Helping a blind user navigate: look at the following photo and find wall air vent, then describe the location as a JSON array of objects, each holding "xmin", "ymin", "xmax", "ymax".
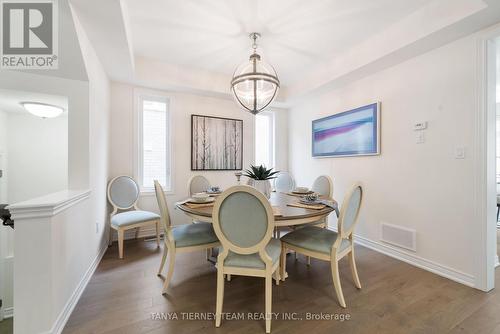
[{"xmin": 380, "ymin": 222, "xmax": 416, "ymax": 252}]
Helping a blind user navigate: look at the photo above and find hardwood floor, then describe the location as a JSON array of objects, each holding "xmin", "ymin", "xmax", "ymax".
[
  {"xmin": 0, "ymin": 318, "xmax": 12, "ymax": 334},
  {"xmin": 63, "ymin": 238, "xmax": 500, "ymax": 334}
]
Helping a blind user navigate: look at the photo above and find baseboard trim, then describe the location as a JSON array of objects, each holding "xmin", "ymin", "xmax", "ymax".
[
  {"xmin": 48, "ymin": 242, "xmax": 107, "ymax": 334},
  {"xmin": 353, "ymin": 234, "xmax": 476, "ymax": 288}
]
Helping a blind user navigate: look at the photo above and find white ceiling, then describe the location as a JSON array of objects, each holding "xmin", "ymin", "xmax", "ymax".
[
  {"xmin": 70, "ymin": 0, "xmax": 500, "ymax": 102},
  {"xmin": 0, "ymin": 89, "xmax": 68, "ymax": 115},
  {"xmin": 125, "ymin": 0, "xmax": 433, "ymax": 85}
]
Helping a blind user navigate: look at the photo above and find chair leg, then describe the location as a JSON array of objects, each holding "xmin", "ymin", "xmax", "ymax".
[
  {"xmin": 265, "ymin": 273, "xmax": 272, "ymax": 333},
  {"xmin": 226, "ymin": 274, "xmax": 231, "ymax": 281},
  {"xmin": 349, "ymin": 249, "xmax": 362, "ymax": 289},
  {"xmin": 307, "ymin": 256, "xmax": 311, "ymax": 266},
  {"xmin": 162, "ymin": 248, "xmax": 176, "ymax": 294},
  {"xmin": 118, "ymin": 229, "xmax": 124, "ymax": 259},
  {"xmin": 157, "ymin": 244, "xmax": 168, "ymax": 276},
  {"xmin": 280, "ymin": 243, "xmax": 287, "ymax": 281},
  {"xmin": 135, "ymin": 227, "xmax": 140, "ymax": 239},
  {"xmin": 206, "ymin": 248, "xmax": 211, "ymax": 261},
  {"xmin": 108, "ymin": 226, "xmax": 114, "ymax": 246},
  {"xmin": 155, "ymin": 222, "xmax": 160, "ymax": 248},
  {"xmin": 215, "ymin": 266, "xmax": 225, "ymax": 328},
  {"xmin": 330, "ymin": 257, "xmax": 346, "ymax": 308}
]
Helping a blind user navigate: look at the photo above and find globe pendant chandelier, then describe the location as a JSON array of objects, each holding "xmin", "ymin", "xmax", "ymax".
[{"xmin": 230, "ymin": 33, "xmax": 280, "ymax": 115}]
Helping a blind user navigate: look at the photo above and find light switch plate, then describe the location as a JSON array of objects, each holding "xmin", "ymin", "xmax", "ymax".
[{"xmin": 414, "ymin": 121, "xmax": 428, "ymax": 131}]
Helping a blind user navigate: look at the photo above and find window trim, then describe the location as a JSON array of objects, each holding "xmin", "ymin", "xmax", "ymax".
[
  {"xmin": 254, "ymin": 110, "xmax": 275, "ymax": 168},
  {"xmin": 134, "ymin": 89, "xmax": 174, "ymax": 195}
]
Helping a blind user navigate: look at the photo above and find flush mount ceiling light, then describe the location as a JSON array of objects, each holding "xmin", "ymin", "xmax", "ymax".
[
  {"xmin": 21, "ymin": 102, "xmax": 64, "ymax": 118},
  {"xmin": 231, "ymin": 33, "xmax": 280, "ymax": 115}
]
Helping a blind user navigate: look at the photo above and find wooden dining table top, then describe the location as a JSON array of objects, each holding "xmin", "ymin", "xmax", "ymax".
[{"xmin": 175, "ymin": 191, "xmax": 337, "ymax": 226}]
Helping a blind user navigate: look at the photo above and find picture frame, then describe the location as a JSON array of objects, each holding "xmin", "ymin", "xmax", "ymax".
[
  {"xmin": 312, "ymin": 102, "xmax": 380, "ymax": 158},
  {"xmin": 191, "ymin": 114, "xmax": 243, "ymax": 170}
]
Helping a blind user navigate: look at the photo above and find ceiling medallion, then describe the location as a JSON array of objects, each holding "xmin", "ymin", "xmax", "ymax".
[{"xmin": 230, "ymin": 33, "xmax": 280, "ymax": 115}]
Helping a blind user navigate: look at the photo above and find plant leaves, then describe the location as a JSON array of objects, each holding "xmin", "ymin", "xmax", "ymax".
[{"xmin": 244, "ymin": 165, "xmax": 280, "ymax": 180}]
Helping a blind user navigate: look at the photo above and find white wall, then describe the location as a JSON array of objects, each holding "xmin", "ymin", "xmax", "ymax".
[
  {"xmin": 6, "ymin": 113, "xmax": 68, "ymax": 204},
  {"xmin": 109, "ymin": 82, "xmax": 288, "ymax": 230},
  {"xmin": 0, "ymin": 109, "xmax": 68, "ymax": 321},
  {"xmin": 289, "ymin": 32, "xmax": 479, "ymax": 283},
  {"xmin": 47, "ymin": 5, "xmax": 111, "ymax": 332},
  {"xmin": 8, "ymin": 1, "xmax": 111, "ymax": 332},
  {"xmin": 0, "ymin": 110, "xmax": 7, "ymax": 203},
  {"xmin": 0, "ymin": 111, "xmax": 13, "ymax": 319}
]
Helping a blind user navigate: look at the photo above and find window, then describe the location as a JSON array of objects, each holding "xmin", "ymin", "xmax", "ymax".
[
  {"xmin": 255, "ymin": 112, "xmax": 275, "ymax": 168},
  {"xmin": 136, "ymin": 94, "xmax": 171, "ymax": 192}
]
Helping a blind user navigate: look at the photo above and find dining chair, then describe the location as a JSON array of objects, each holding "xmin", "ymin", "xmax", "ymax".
[
  {"xmin": 273, "ymin": 172, "xmax": 295, "ymax": 239},
  {"xmin": 107, "ymin": 175, "xmax": 161, "ymax": 259},
  {"xmin": 280, "ymin": 183, "xmax": 363, "ymax": 308},
  {"xmin": 154, "ymin": 181, "xmax": 220, "ymax": 294},
  {"xmin": 188, "ymin": 175, "xmax": 216, "ymax": 259},
  {"xmin": 289, "ymin": 175, "xmax": 334, "ymax": 264},
  {"xmin": 274, "ymin": 171, "xmax": 295, "ymax": 193},
  {"xmin": 188, "ymin": 175, "xmax": 210, "ymax": 195},
  {"xmin": 213, "ymin": 185, "xmax": 281, "ymax": 333},
  {"xmin": 312, "ymin": 175, "xmax": 333, "ymax": 198}
]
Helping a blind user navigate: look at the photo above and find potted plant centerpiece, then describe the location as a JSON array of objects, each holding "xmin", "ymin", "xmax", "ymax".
[{"xmin": 244, "ymin": 165, "xmax": 279, "ymax": 199}]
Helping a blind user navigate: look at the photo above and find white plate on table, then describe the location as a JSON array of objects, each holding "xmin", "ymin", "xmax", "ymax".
[
  {"xmin": 292, "ymin": 190, "xmax": 314, "ymax": 195},
  {"xmin": 186, "ymin": 197, "xmax": 215, "ymax": 204}
]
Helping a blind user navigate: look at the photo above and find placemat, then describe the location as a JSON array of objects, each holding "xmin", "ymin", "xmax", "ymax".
[
  {"xmin": 184, "ymin": 202, "xmax": 215, "ymax": 209},
  {"xmin": 287, "ymin": 202, "xmax": 326, "ymax": 210},
  {"xmin": 283, "ymin": 192, "xmax": 307, "ymax": 197}
]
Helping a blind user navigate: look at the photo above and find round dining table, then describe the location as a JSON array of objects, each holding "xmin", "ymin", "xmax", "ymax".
[{"xmin": 175, "ymin": 191, "xmax": 337, "ymax": 227}]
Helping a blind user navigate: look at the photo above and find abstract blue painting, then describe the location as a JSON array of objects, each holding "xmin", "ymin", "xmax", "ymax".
[{"xmin": 312, "ymin": 103, "xmax": 380, "ymax": 157}]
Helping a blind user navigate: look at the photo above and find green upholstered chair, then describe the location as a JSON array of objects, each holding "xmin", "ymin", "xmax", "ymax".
[
  {"xmin": 154, "ymin": 181, "xmax": 219, "ymax": 294},
  {"xmin": 281, "ymin": 183, "xmax": 363, "ymax": 308},
  {"xmin": 188, "ymin": 175, "xmax": 216, "ymax": 259},
  {"xmin": 212, "ymin": 185, "xmax": 281, "ymax": 333},
  {"xmin": 107, "ymin": 175, "xmax": 161, "ymax": 259},
  {"xmin": 293, "ymin": 175, "xmax": 334, "ymax": 264},
  {"xmin": 188, "ymin": 175, "xmax": 210, "ymax": 195},
  {"xmin": 274, "ymin": 172, "xmax": 295, "ymax": 193},
  {"xmin": 311, "ymin": 175, "xmax": 333, "ymax": 198}
]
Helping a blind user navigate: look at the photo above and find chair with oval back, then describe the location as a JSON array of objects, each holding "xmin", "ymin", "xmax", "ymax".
[
  {"xmin": 295, "ymin": 175, "xmax": 334, "ymax": 265},
  {"xmin": 188, "ymin": 175, "xmax": 210, "ymax": 196},
  {"xmin": 280, "ymin": 183, "xmax": 363, "ymax": 308},
  {"xmin": 312, "ymin": 175, "xmax": 333, "ymax": 198},
  {"xmin": 154, "ymin": 181, "xmax": 220, "ymax": 294},
  {"xmin": 309, "ymin": 175, "xmax": 334, "ymax": 229},
  {"xmin": 107, "ymin": 176, "xmax": 161, "ymax": 259},
  {"xmin": 213, "ymin": 185, "xmax": 282, "ymax": 333},
  {"xmin": 188, "ymin": 175, "xmax": 215, "ymax": 259},
  {"xmin": 274, "ymin": 172, "xmax": 295, "ymax": 193}
]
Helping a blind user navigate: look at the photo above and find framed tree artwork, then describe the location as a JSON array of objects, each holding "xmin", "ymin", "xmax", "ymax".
[{"xmin": 191, "ymin": 115, "xmax": 243, "ymax": 170}]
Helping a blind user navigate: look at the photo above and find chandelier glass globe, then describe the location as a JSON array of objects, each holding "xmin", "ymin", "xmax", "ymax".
[{"xmin": 231, "ymin": 33, "xmax": 280, "ymax": 115}]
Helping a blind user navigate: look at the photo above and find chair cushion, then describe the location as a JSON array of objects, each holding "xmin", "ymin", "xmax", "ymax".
[
  {"xmin": 111, "ymin": 210, "xmax": 160, "ymax": 227},
  {"xmin": 281, "ymin": 226, "xmax": 350, "ymax": 255},
  {"xmin": 222, "ymin": 238, "xmax": 281, "ymax": 269},
  {"xmin": 173, "ymin": 222, "xmax": 219, "ymax": 248}
]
